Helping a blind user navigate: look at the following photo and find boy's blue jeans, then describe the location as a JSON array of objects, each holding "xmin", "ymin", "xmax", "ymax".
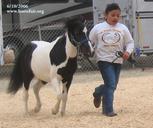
[{"xmin": 95, "ymin": 61, "xmax": 121, "ymax": 113}]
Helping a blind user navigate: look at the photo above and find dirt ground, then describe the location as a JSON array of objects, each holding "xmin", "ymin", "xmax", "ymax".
[{"xmin": 0, "ymin": 68, "xmax": 153, "ymax": 128}]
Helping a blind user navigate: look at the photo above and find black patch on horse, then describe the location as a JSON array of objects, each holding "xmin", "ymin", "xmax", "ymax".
[
  {"xmin": 50, "ymin": 36, "xmax": 67, "ymax": 66},
  {"xmin": 57, "ymin": 57, "xmax": 77, "ymax": 90}
]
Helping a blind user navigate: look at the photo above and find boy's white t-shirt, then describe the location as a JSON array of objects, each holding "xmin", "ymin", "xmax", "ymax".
[{"xmin": 89, "ymin": 21, "xmax": 134, "ymax": 64}]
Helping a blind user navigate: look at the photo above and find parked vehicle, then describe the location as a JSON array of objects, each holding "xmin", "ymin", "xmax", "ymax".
[{"xmin": 1, "ymin": 0, "xmax": 93, "ymax": 59}]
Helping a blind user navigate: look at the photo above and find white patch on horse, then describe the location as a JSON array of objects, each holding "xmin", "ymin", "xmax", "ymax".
[
  {"xmin": 31, "ymin": 41, "xmax": 55, "ymax": 82},
  {"xmin": 83, "ymin": 26, "xmax": 94, "ymax": 54},
  {"xmin": 65, "ymin": 32, "xmax": 77, "ymax": 58},
  {"xmin": 83, "ymin": 26, "xmax": 87, "ymax": 34}
]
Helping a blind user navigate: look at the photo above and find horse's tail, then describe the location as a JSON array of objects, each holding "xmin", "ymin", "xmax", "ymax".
[
  {"xmin": 7, "ymin": 43, "xmax": 37, "ymax": 94},
  {"xmin": 7, "ymin": 51, "xmax": 23, "ymax": 94}
]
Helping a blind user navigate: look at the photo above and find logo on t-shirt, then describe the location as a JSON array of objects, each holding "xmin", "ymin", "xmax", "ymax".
[{"xmin": 102, "ymin": 31, "xmax": 121, "ymax": 45}]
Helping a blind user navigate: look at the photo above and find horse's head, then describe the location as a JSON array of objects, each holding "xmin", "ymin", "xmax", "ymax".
[{"xmin": 65, "ymin": 17, "xmax": 94, "ymax": 57}]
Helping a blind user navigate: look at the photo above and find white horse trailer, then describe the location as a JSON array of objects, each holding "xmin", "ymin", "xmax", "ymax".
[{"xmin": 93, "ymin": 0, "xmax": 153, "ymax": 55}]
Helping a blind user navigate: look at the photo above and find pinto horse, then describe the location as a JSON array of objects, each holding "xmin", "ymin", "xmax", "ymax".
[{"xmin": 7, "ymin": 17, "xmax": 94, "ymax": 116}]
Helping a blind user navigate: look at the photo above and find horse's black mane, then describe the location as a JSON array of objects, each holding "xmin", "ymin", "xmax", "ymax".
[{"xmin": 64, "ymin": 17, "xmax": 84, "ymax": 32}]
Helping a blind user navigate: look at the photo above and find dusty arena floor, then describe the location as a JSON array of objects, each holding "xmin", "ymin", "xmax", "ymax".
[{"xmin": 0, "ymin": 68, "xmax": 153, "ymax": 128}]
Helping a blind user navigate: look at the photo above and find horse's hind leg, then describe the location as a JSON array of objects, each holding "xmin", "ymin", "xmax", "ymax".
[
  {"xmin": 23, "ymin": 87, "xmax": 29, "ymax": 114},
  {"xmin": 23, "ymin": 76, "xmax": 34, "ymax": 114},
  {"xmin": 33, "ymin": 80, "xmax": 43, "ymax": 113},
  {"xmin": 51, "ymin": 78, "xmax": 62, "ymax": 115}
]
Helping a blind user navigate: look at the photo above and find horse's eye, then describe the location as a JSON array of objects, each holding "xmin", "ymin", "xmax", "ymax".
[{"xmin": 76, "ymin": 31, "xmax": 82, "ymax": 35}]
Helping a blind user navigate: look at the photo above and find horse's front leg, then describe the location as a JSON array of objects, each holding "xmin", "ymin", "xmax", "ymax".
[
  {"xmin": 51, "ymin": 78, "xmax": 62, "ymax": 115},
  {"xmin": 60, "ymin": 78, "xmax": 72, "ymax": 116},
  {"xmin": 60, "ymin": 82, "xmax": 68, "ymax": 116}
]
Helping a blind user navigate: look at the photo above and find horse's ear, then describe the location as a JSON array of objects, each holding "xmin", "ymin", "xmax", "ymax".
[
  {"xmin": 78, "ymin": 16, "xmax": 84, "ymax": 23},
  {"xmin": 63, "ymin": 17, "xmax": 71, "ymax": 30}
]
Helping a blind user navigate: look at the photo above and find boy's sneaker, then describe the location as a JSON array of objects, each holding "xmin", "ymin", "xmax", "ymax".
[
  {"xmin": 103, "ymin": 112, "xmax": 117, "ymax": 117},
  {"xmin": 93, "ymin": 93, "xmax": 101, "ymax": 108}
]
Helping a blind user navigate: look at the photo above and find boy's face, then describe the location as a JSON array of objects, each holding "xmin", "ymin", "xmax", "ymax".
[{"xmin": 105, "ymin": 10, "xmax": 121, "ymax": 25}]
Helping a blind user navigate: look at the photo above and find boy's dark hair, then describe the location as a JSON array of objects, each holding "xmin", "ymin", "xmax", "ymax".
[{"xmin": 105, "ymin": 3, "xmax": 121, "ymax": 14}]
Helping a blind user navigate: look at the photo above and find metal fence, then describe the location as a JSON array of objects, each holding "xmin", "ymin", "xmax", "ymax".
[{"xmin": 1, "ymin": 20, "xmax": 153, "ymax": 76}]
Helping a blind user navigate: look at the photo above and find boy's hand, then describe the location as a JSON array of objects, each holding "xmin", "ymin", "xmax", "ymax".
[{"xmin": 122, "ymin": 52, "xmax": 130, "ymax": 60}]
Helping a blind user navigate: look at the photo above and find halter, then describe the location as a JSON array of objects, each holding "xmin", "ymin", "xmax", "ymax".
[
  {"xmin": 66, "ymin": 21, "xmax": 92, "ymax": 57},
  {"xmin": 69, "ymin": 33, "xmax": 80, "ymax": 47},
  {"xmin": 69, "ymin": 31, "xmax": 90, "ymax": 48}
]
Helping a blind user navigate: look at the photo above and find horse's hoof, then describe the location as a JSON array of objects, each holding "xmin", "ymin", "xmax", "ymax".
[
  {"xmin": 33, "ymin": 106, "xmax": 41, "ymax": 113},
  {"xmin": 61, "ymin": 111, "xmax": 65, "ymax": 117},
  {"xmin": 23, "ymin": 112, "xmax": 30, "ymax": 117},
  {"xmin": 32, "ymin": 104, "xmax": 41, "ymax": 113},
  {"xmin": 52, "ymin": 108, "xmax": 58, "ymax": 115},
  {"xmin": 32, "ymin": 108, "xmax": 40, "ymax": 113}
]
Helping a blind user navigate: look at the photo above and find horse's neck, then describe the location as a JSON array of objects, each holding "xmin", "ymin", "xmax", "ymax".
[{"xmin": 65, "ymin": 32, "xmax": 77, "ymax": 58}]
